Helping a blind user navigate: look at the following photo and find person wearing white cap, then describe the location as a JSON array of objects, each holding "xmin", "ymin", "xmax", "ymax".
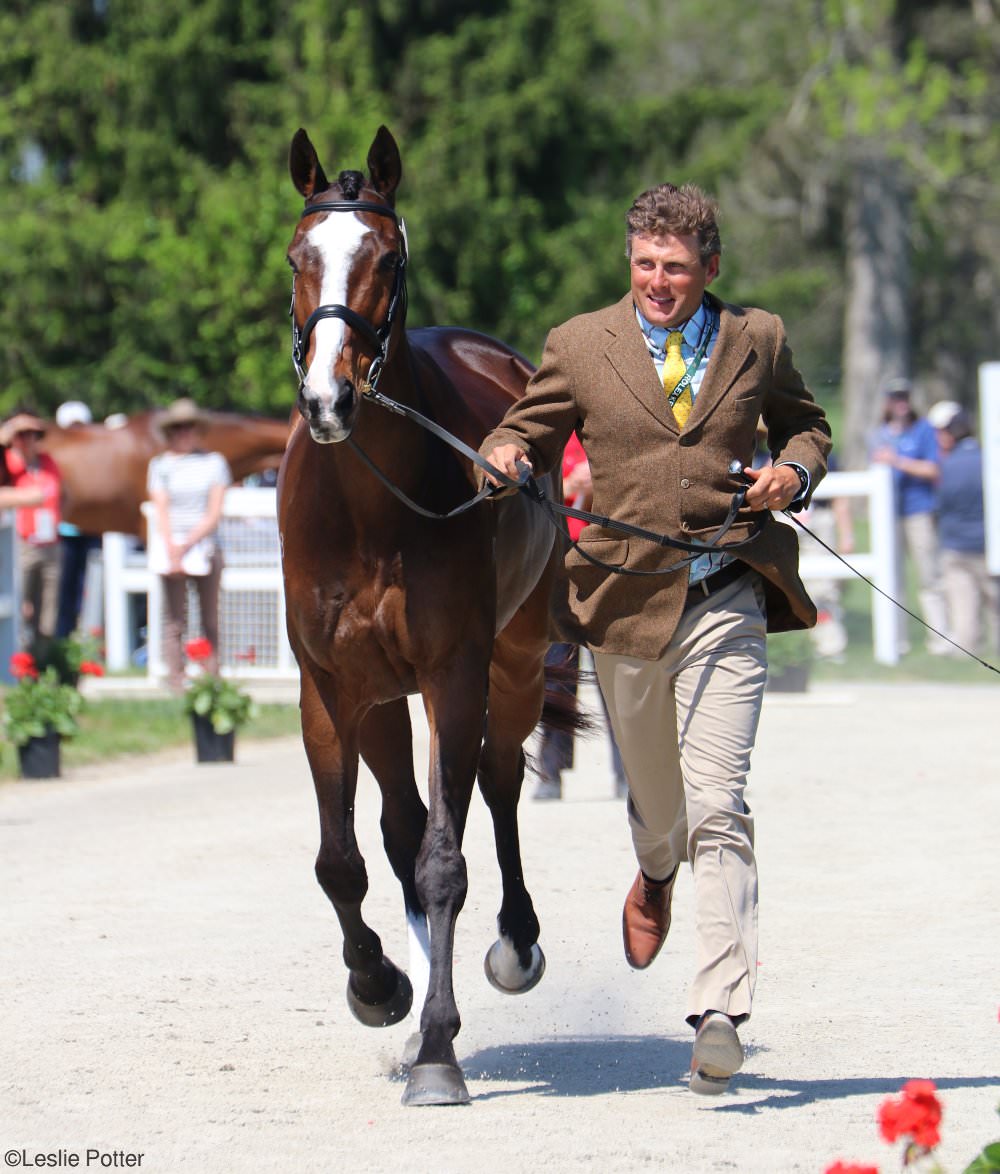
[
  {"xmin": 53, "ymin": 401, "xmax": 101, "ymax": 638},
  {"xmin": 929, "ymin": 405, "xmax": 998, "ymax": 654}
]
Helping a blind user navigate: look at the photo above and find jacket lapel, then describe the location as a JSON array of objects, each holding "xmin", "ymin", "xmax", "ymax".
[
  {"xmin": 604, "ymin": 294, "xmax": 681, "ymax": 433},
  {"xmin": 686, "ymin": 296, "xmax": 753, "ymax": 427}
]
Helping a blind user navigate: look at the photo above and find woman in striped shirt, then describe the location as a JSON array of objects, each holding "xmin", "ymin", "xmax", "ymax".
[{"xmin": 146, "ymin": 399, "xmax": 231, "ymax": 693}]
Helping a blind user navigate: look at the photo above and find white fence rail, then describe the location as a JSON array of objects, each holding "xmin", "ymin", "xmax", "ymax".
[
  {"xmin": 778, "ymin": 463, "xmax": 902, "ymax": 664},
  {"xmin": 100, "ymin": 467, "xmax": 903, "ymax": 680}
]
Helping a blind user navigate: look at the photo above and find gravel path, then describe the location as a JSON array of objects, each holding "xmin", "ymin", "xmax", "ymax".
[{"xmin": 1, "ymin": 683, "xmax": 997, "ymax": 1173}]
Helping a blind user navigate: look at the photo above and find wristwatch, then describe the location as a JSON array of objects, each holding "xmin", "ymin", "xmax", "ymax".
[{"xmin": 777, "ymin": 462, "xmax": 809, "ymax": 511}]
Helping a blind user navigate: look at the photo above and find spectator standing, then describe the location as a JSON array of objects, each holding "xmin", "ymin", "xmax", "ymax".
[
  {"xmin": 533, "ymin": 433, "xmax": 627, "ymax": 801},
  {"xmin": 928, "ymin": 401, "xmax": 999, "ymax": 655},
  {"xmin": 870, "ymin": 380, "xmax": 950, "ymax": 655},
  {"xmin": 146, "ymin": 398, "xmax": 231, "ymax": 693},
  {"xmin": 54, "ymin": 400, "xmax": 102, "ymax": 638},
  {"xmin": 1, "ymin": 411, "xmax": 62, "ymax": 651}
]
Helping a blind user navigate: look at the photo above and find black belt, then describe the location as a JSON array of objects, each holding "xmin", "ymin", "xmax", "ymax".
[{"xmin": 684, "ymin": 560, "xmax": 749, "ymax": 608}]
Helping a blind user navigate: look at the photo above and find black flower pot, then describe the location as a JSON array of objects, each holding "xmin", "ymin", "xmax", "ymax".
[
  {"xmin": 191, "ymin": 713, "xmax": 235, "ymax": 764},
  {"xmin": 766, "ymin": 664, "xmax": 811, "ymax": 693},
  {"xmin": 18, "ymin": 728, "xmax": 62, "ymax": 779}
]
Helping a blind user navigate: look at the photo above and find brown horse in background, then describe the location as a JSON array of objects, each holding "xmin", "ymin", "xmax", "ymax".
[
  {"xmin": 279, "ymin": 125, "xmax": 578, "ymax": 1106},
  {"xmin": 8, "ymin": 411, "xmax": 291, "ymax": 536}
]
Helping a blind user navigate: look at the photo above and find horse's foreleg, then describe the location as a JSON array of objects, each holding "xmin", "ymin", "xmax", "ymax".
[
  {"xmin": 401, "ymin": 659, "xmax": 488, "ymax": 1107},
  {"xmin": 477, "ymin": 628, "xmax": 548, "ymax": 995},
  {"xmin": 300, "ymin": 665, "xmax": 412, "ymax": 1028},
  {"xmin": 359, "ymin": 699, "xmax": 431, "ymax": 1022}
]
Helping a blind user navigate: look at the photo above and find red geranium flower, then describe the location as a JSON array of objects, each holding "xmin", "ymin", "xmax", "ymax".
[
  {"xmin": 9, "ymin": 651, "xmax": 38, "ymax": 680},
  {"xmin": 78, "ymin": 661, "xmax": 105, "ymax": 677},
  {"xmin": 824, "ymin": 1162, "xmax": 879, "ymax": 1174},
  {"xmin": 877, "ymin": 1080, "xmax": 942, "ymax": 1149},
  {"xmin": 184, "ymin": 638, "xmax": 214, "ymax": 664}
]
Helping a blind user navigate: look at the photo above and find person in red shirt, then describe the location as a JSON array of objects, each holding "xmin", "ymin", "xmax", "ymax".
[
  {"xmin": 1, "ymin": 411, "xmax": 63, "ymax": 650},
  {"xmin": 534, "ymin": 434, "xmax": 627, "ymax": 800}
]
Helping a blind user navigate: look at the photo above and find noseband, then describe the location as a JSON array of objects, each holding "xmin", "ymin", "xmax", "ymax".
[{"xmin": 290, "ymin": 199, "xmax": 408, "ymax": 391}]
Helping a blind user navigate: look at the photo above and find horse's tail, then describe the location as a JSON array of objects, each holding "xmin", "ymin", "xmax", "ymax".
[{"xmin": 538, "ymin": 645, "xmax": 597, "ymax": 740}]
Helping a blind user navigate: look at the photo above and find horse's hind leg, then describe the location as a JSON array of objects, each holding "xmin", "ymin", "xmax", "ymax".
[
  {"xmin": 300, "ymin": 664, "xmax": 412, "ymax": 1028},
  {"xmin": 477, "ymin": 624, "xmax": 547, "ymax": 996},
  {"xmin": 358, "ymin": 699, "xmax": 430, "ymax": 1036}
]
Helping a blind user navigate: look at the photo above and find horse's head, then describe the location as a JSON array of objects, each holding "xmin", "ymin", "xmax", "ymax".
[{"xmin": 287, "ymin": 126, "xmax": 406, "ymax": 444}]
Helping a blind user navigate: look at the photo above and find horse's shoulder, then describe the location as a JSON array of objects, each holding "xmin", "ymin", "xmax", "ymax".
[
  {"xmin": 410, "ymin": 327, "xmax": 535, "ymax": 385},
  {"xmin": 407, "ymin": 327, "xmax": 535, "ymax": 444}
]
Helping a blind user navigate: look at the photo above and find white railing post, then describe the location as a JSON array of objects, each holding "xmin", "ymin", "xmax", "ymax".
[
  {"xmin": 102, "ymin": 532, "xmax": 131, "ymax": 672},
  {"xmin": 980, "ymin": 362, "xmax": 1000, "ymax": 577},
  {"xmin": 867, "ymin": 462, "xmax": 902, "ymax": 665}
]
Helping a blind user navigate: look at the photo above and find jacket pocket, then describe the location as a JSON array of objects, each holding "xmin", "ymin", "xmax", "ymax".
[{"xmin": 566, "ymin": 535, "xmax": 629, "ymax": 570}]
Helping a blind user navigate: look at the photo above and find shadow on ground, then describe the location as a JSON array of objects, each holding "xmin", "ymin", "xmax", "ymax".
[{"xmin": 437, "ymin": 1036, "xmax": 998, "ymax": 1106}]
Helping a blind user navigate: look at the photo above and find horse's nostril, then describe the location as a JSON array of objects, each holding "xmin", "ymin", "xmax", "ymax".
[{"xmin": 335, "ymin": 380, "xmax": 356, "ymax": 415}]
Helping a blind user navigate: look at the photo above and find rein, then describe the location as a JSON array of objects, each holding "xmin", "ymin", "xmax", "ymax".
[{"xmin": 360, "ymin": 387, "xmax": 763, "ymax": 571}]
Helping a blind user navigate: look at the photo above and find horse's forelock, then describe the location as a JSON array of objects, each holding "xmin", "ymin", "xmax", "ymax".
[{"xmin": 337, "ymin": 170, "xmax": 365, "ymax": 201}]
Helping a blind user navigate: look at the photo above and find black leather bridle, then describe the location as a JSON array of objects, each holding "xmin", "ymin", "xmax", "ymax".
[{"xmin": 289, "ymin": 199, "xmax": 408, "ymax": 392}]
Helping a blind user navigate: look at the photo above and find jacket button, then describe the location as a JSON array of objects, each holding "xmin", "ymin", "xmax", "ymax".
[{"xmin": 680, "ymin": 478, "xmax": 691, "ymax": 489}]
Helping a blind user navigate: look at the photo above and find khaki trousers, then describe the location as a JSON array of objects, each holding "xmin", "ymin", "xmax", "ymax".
[
  {"xmin": 161, "ymin": 549, "xmax": 224, "ymax": 687},
  {"xmin": 594, "ymin": 574, "xmax": 767, "ymax": 1027},
  {"xmin": 941, "ymin": 549, "xmax": 999, "ymax": 653},
  {"xmin": 900, "ymin": 512, "xmax": 950, "ymax": 654},
  {"xmin": 18, "ymin": 538, "xmax": 62, "ymax": 646}
]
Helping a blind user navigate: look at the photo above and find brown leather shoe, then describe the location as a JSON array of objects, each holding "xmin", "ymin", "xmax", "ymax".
[{"xmin": 622, "ymin": 868, "xmax": 676, "ymax": 969}]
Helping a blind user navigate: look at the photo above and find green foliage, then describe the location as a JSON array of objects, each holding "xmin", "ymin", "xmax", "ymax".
[
  {"xmin": 766, "ymin": 628, "xmax": 814, "ymax": 672},
  {"xmin": 964, "ymin": 1137, "xmax": 1000, "ymax": 1174},
  {"xmin": 0, "ymin": 0, "xmax": 996, "ymax": 418},
  {"xmin": 183, "ymin": 673, "xmax": 256, "ymax": 735},
  {"xmin": 1, "ymin": 668, "xmax": 83, "ymax": 746}
]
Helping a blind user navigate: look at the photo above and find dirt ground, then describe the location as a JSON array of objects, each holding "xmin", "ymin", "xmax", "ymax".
[{"xmin": 1, "ymin": 682, "xmax": 997, "ymax": 1174}]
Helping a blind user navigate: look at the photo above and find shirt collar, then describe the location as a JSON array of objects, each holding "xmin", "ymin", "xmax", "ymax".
[{"xmin": 635, "ymin": 300, "xmax": 708, "ymax": 356}]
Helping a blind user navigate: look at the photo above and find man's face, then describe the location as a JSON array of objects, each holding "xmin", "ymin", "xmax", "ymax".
[{"xmin": 629, "ymin": 232, "xmax": 719, "ymax": 329}]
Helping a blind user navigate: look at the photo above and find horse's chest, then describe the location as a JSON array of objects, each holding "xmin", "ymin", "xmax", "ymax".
[{"xmin": 289, "ymin": 577, "xmax": 420, "ymax": 694}]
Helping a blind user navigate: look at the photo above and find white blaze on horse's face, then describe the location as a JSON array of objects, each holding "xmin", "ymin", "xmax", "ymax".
[{"xmin": 300, "ymin": 211, "xmax": 369, "ymax": 443}]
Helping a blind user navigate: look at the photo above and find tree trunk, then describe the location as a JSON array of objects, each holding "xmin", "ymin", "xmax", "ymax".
[{"xmin": 841, "ymin": 151, "xmax": 911, "ymax": 468}]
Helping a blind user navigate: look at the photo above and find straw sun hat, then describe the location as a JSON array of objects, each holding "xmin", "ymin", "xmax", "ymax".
[{"xmin": 157, "ymin": 398, "xmax": 209, "ymax": 432}]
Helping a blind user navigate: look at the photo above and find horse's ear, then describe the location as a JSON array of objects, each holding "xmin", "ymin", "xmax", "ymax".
[
  {"xmin": 367, "ymin": 126, "xmax": 401, "ymax": 204},
  {"xmin": 289, "ymin": 128, "xmax": 329, "ymax": 200}
]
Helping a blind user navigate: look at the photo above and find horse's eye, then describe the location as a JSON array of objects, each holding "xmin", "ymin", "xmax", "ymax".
[
  {"xmin": 380, "ymin": 253, "xmax": 400, "ymax": 274},
  {"xmin": 286, "ymin": 257, "xmax": 298, "ymax": 274}
]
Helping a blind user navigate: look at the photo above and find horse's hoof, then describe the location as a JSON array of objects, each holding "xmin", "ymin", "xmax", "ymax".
[
  {"xmin": 401, "ymin": 1031, "xmax": 422, "ymax": 1070},
  {"xmin": 484, "ymin": 938, "xmax": 546, "ymax": 995},
  {"xmin": 401, "ymin": 1062, "xmax": 471, "ymax": 1107},
  {"xmin": 346, "ymin": 965, "xmax": 413, "ymax": 1028}
]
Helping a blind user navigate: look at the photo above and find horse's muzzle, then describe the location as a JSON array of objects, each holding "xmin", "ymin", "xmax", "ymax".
[{"xmin": 298, "ymin": 380, "xmax": 355, "ymax": 444}]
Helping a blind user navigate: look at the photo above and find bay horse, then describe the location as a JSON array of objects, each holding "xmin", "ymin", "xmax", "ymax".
[
  {"xmin": 3, "ymin": 410, "xmax": 290, "ymax": 537},
  {"xmin": 279, "ymin": 126, "xmax": 576, "ymax": 1106}
]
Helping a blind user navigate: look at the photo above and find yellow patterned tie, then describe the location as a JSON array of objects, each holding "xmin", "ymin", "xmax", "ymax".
[{"xmin": 663, "ymin": 330, "xmax": 692, "ymax": 425}]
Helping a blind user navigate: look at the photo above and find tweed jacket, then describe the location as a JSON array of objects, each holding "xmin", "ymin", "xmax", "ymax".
[{"xmin": 480, "ymin": 292, "xmax": 832, "ymax": 660}]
